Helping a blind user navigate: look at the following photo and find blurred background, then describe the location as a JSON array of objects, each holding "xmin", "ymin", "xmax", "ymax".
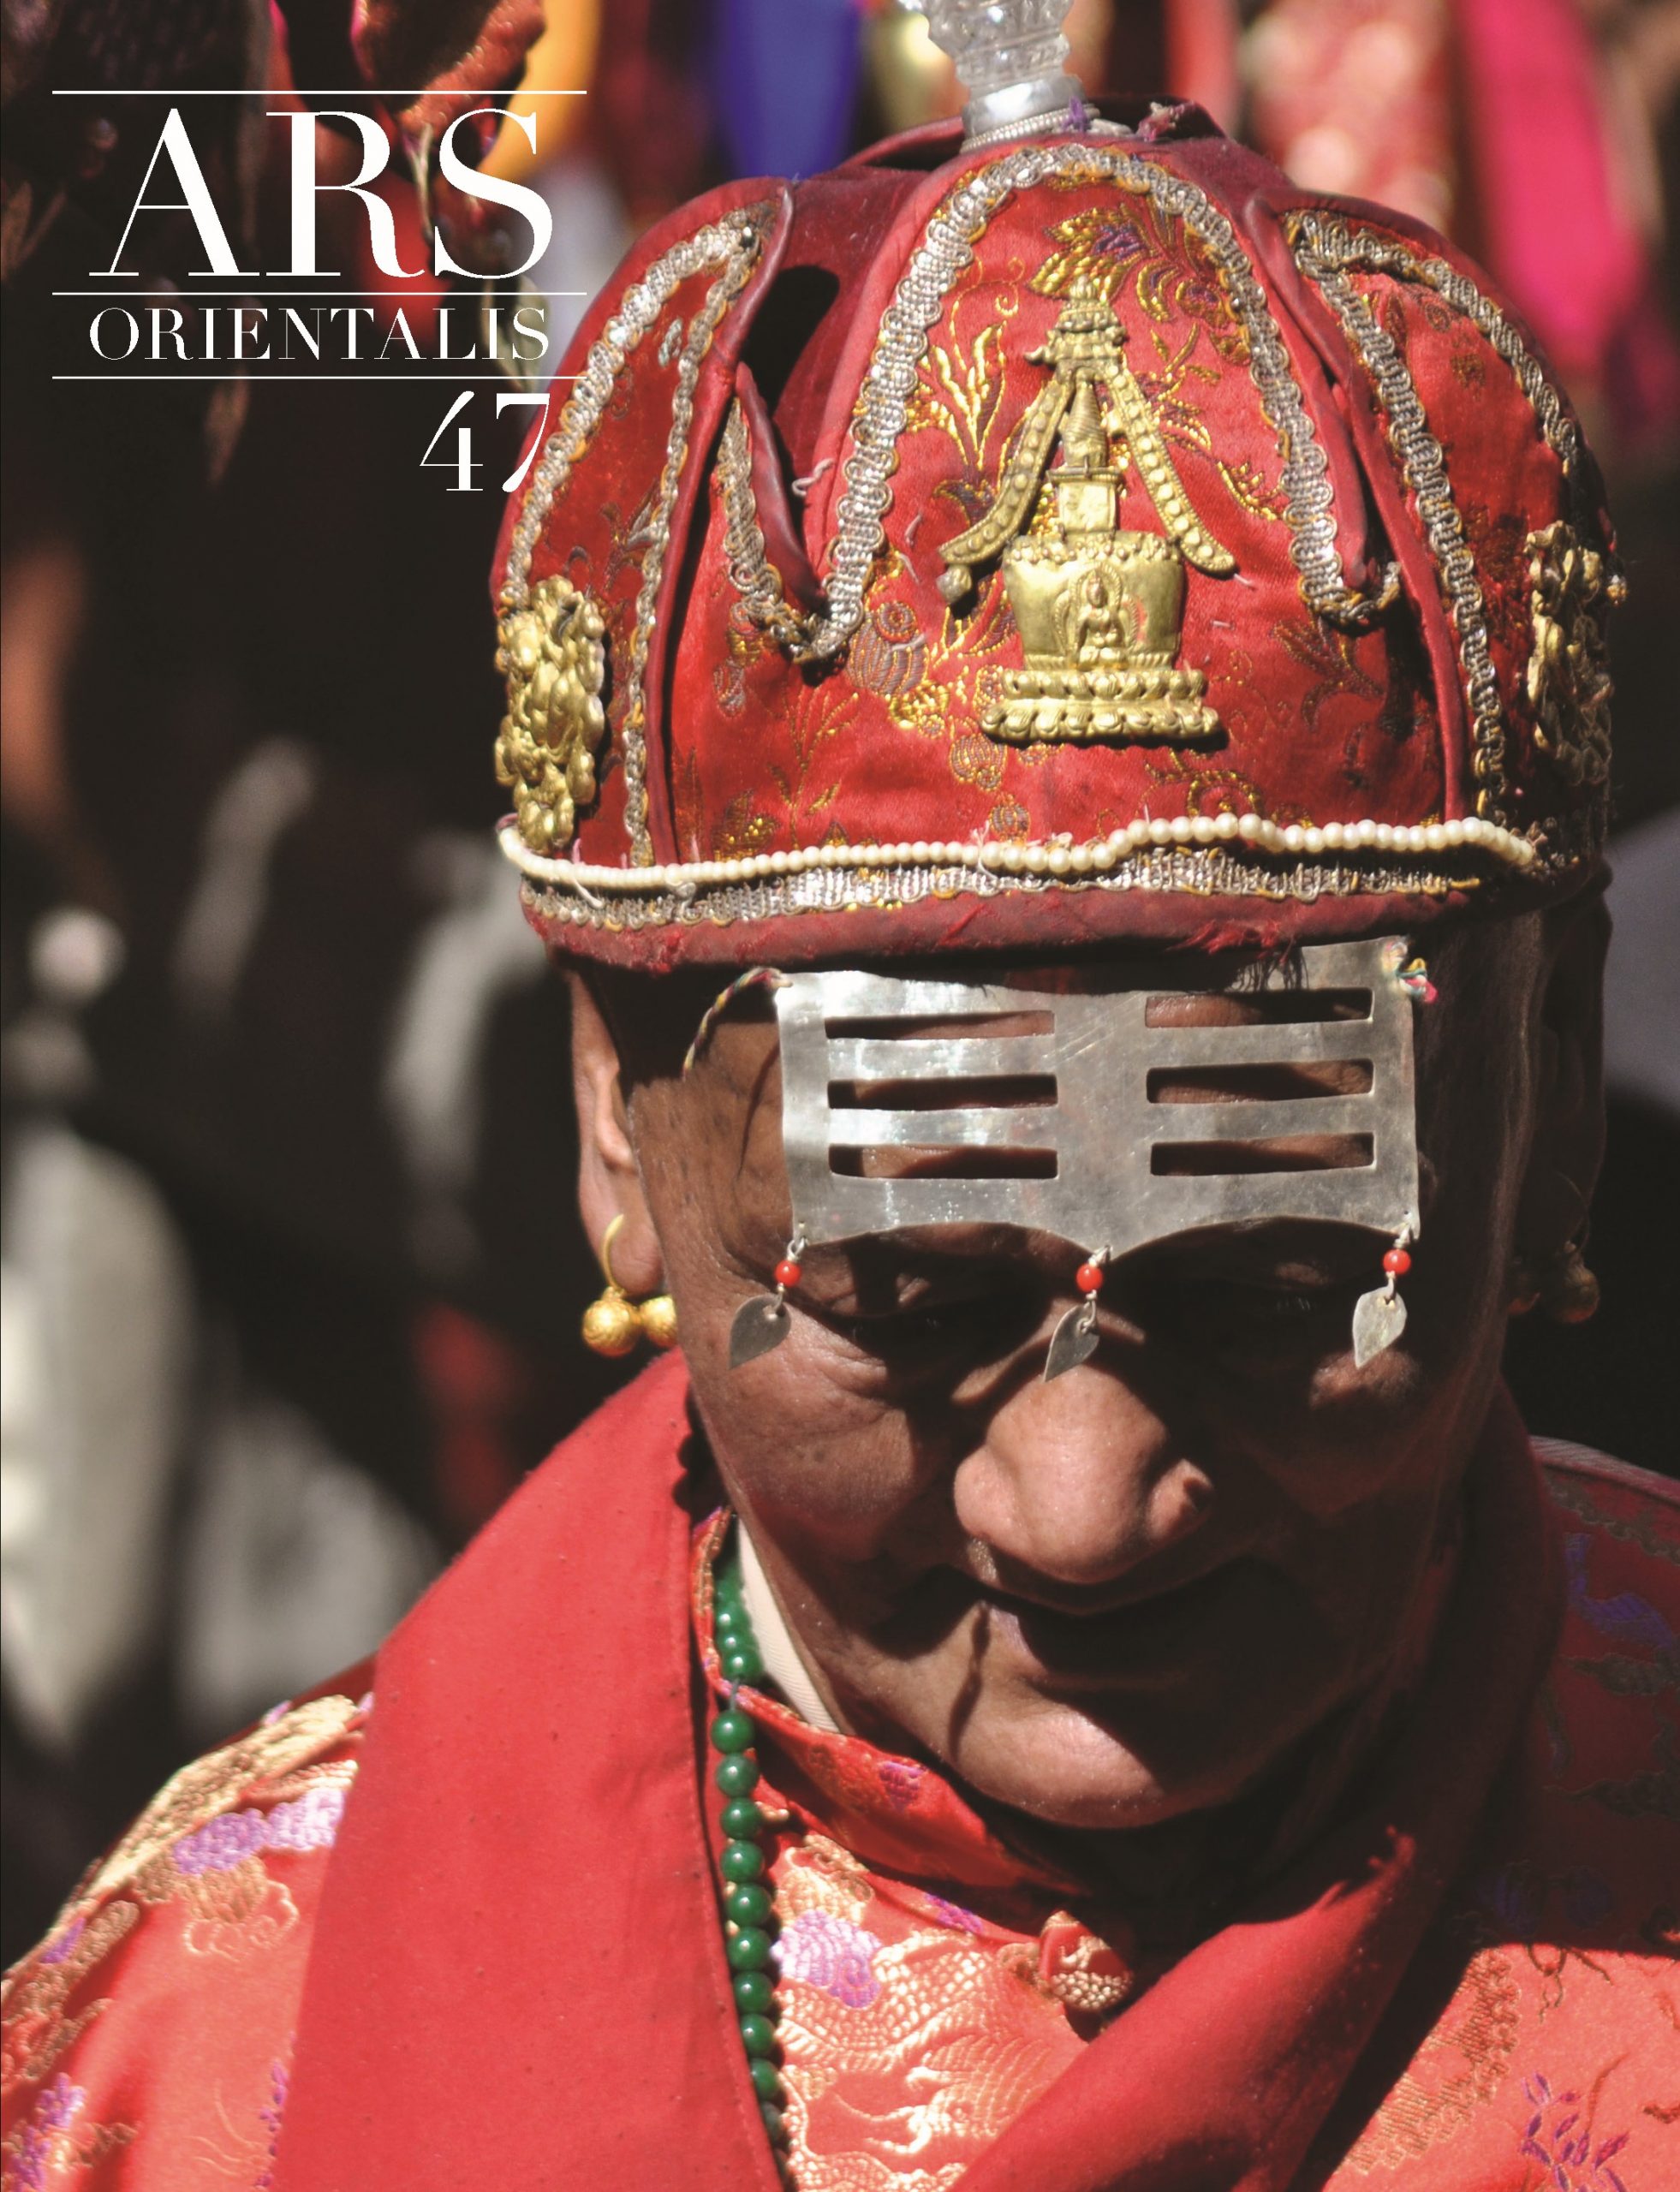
[{"xmin": 3, "ymin": 0, "xmax": 1677, "ymax": 1963}]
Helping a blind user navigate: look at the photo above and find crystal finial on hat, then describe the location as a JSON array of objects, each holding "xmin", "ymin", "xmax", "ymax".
[{"xmin": 922, "ymin": 0, "xmax": 1085, "ymax": 146}]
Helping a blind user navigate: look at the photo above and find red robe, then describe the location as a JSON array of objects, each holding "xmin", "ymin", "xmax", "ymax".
[{"xmin": 3, "ymin": 1354, "xmax": 1676, "ymax": 2190}]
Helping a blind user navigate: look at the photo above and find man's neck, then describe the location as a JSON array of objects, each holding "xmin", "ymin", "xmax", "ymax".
[{"xmin": 736, "ymin": 1521, "xmax": 842, "ymax": 1733}]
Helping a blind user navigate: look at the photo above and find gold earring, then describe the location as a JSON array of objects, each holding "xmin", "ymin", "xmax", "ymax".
[
  {"xmin": 1508, "ymin": 1236, "xmax": 1600, "ymax": 1324},
  {"xmin": 581, "ymin": 1215, "xmax": 679, "ymax": 1356},
  {"xmin": 639, "ymin": 1290, "xmax": 680, "ymax": 1349}
]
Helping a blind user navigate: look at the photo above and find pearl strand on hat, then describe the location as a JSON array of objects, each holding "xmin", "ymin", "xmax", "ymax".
[{"xmin": 498, "ymin": 809, "xmax": 1535, "ymax": 895}]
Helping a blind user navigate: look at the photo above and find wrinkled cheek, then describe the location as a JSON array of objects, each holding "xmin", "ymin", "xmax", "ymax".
[
  {"xmin": 687, "ymin": 1347, "xmax": 938, "ymax": 1559},
  {"xmin": 1256, "ymin": 1305, "xmax": 1470, "ymax": 1522},
  {"xmin": 1241, "ymin": 1447, "xmax": 1449, "ymax": 1695},
  {"xmin": 1193, "ymin": 1430, "xmax": 1426, "ymax": 1593}
]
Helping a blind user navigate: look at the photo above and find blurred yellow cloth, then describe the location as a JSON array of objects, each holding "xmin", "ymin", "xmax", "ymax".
[{"xmin": 486, "ymin": 0, "xmax": 599, "ymax": 178}]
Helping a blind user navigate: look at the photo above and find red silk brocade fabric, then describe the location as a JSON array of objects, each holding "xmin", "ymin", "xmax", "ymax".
[{"xmin": 3, "ymin": 1355, "xmax": 1677, "ymax": 2189}]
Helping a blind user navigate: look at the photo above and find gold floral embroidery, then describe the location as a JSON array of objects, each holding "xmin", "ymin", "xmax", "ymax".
[
  {"xmin": 1272, "ymin": 616, "xmax": 1380, "ymax": 710},
  {"xmin": 1033, "ymin": 195, "xmax": 1249, "ymax": 364},
  {"xmin": 1, "ymin": 1904, "xmax": 140, "ymax": 2090},
  {"xmin": 849, "ymin": 600, "xmax": 928, "ymax": 705},
  {"xmin": 777, "ymin": 1928, "xmax": 1077, "ymax": 2192},
  {"xmin": 908, "ymin": 324, "xmax": 1006, "ymax": 475},
  {"xmin": 1569, "ymin": 1722, "xmax": 1680, "ymax": 1825},
  {"xmin": 69, "ymin": 1695, "xmax": 360, "ymax": 1916},
  {"xmin": 711, "ymin": 792, "xmax": 778, "ymax": 861},
  {"xmin": 194, "ymin": 2057, "xmax": 291, "ymax": 2185},
  {"xmin": 904, "ymin": 292, "xmax": 1019, "ymax": 554},
  {"xmin": 260, "ymin": 1756, "xmax": 358, "ymax": 1807},
  {"xmin": 0, "ymin": 2074, "xmax": 135, "ymax": 2181},
  {"xmin": 688, "ymin": 525, "xmax": 860, "ymax": 849},
  {"xmin": 769, "ymin": 1834, "xmax": 1082, "ymax": 2191},
  {"xmin": 1543, "ymin": 1474, "xmax": 1680, "ymax": 1565},
  {"xmin": 2, "ymin": 1695, "xmax": 362, "ymax": 2130},
  {"xmin": 1215, "ymin": 456, "xmax": 1288, "ymax": 521},
  {"xmin": 1035, "ymin": 1915, "xmax": 1134, "ymax": 2017},
  {"xmin": 887, "ymin": 684, "xmax": 950, "ymax": 742},
  {"xmin": 177, "ymin": 1862, "xmax": 301, "ymax": 1963},
  {"xmin": 780, "ymin": 1833, "xmax": 875, "ymax": 1922},
  {"xmin": 1139, "ymin": 746, "xmax": 1296, "ymax": 829},
  {"xmin": 1341, "ymin": 1949, "xmax": 1521, "ymax": 2173},
  {"xmin": 949, "ymin": 730, "xmax": 1007, "ymax": 795}
]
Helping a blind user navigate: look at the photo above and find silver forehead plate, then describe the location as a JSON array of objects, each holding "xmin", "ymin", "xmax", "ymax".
[{"xmin": 774, "ymin": 938, "xmax": 1421, "ymax": 1261}]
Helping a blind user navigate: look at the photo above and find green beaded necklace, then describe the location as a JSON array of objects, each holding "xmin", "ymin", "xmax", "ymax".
[{"xmin": 709, "ymin": 1544, "xmax": 795, "ymax": 2179}]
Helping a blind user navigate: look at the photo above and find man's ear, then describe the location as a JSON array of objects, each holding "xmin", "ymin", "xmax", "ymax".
[
  {"xmin": 568, "ymin": 970, "xmax": 666, "ymax": 1296},
  {"xmin": 1513, "ymin": 893, "xmax": 1610, "ymax": 1254}
]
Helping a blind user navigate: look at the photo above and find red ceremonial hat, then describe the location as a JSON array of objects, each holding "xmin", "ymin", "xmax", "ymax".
[{"xmin": 490, "ymin": 22, "xmax": 1618, "ymax": 973}]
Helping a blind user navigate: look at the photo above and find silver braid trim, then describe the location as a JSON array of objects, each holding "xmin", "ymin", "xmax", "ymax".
[
  {"xmin": 520, "ymin": 846, "xmax": 1506, "ymax": 938},
  {"xmin": 1293, "ymin": 214, "xmax": 1510, "ymax": 826},
  {"xmin": 717, "ymin": 402, "xmax": 811, "ymax": 649},
  {"xmin": 1288, "ymin": 215, "xmax": 1581, "ymax": 476}
]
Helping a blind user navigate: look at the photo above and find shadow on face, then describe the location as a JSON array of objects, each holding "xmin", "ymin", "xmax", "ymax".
[{"xmin": 569, "ymin": 901, "xmax": 1605, "ymax": 1838}]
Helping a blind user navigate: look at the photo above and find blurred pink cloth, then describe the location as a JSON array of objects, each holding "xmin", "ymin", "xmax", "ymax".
[
  {"xmin": 1456, "ymin": 0, "xmax": 1680, "ymax": 444},
  {"xmin": 1171, "ymin": 0, "xmax": 1680, "ymax": 447}
]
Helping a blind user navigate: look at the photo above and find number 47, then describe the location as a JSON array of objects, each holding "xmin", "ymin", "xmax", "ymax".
[{"xmin": 421, "ymin": 391, "xmax": 551, "ymax": 492}]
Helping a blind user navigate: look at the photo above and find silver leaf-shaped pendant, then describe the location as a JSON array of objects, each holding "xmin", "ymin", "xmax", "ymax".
[
  {"xmin": 1044, "ymin": 1303, "xmax": 1099, "ymax": 1383},
  {"xmin": 1351, "ymin": 1286, "xmax": 1407, "ymax": 1369},
  {"xmin": 730, "ymin": 1295, "xmax": 791, "ymax": 1369}
]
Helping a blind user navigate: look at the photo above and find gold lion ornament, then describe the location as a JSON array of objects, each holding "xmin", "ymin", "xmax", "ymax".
[
  {"xmin": 1525, "ymin": 521, "xmax": 1624, "ymax": 790},
  {"xmin": 495, "ymin": 575, "xmax": 609, "ymax": 852}
]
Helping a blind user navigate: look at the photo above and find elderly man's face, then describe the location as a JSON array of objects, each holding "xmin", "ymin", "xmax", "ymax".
[{"xmin": 573, "ymin": 909, "xmax": 1601, "ymax": 1834}]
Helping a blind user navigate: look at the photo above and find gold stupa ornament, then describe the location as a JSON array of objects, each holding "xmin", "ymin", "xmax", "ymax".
[{"xmin": 939, "ymin": 285, "xmax": 1235, "ymax": 745}]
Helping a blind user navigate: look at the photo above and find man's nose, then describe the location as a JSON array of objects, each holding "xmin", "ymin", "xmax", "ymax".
[{"xmin": 952, "ymin": 1360, "xmax": 1214, "ymax": 1589}]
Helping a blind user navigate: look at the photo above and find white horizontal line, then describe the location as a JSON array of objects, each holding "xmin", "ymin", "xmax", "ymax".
[
  {"xmin": 51, "ymin": 373, "xmax": 580, "ymax": 382},
  {"xmin": 51, "ymin": 87, "xmax": 586, "ymax": 96},
  {"xmin": 55, "ymin": 289, "xmax": 586, "ymax": 297}
]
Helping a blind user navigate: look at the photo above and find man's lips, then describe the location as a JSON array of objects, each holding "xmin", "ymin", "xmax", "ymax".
[{"xmin": 963, "ymin": 1561, "xmax": 1260, "ymax": 1687}]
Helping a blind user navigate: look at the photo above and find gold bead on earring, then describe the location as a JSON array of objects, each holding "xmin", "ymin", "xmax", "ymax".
[
  {"xmin": 1509, "ymin": 1236, "xmax": 1600, "ymax": 1325},
  {"xmin": 581, "ymin": 1287, "xmax": 642, "ymax": 1357},
  {"xmin": 581, "ymin": 1215, "xmax": 680, "ymax": 1356},
  {"xmin": 639, "ymin": 1291, "xmax": 680, "ymax": 1349}
]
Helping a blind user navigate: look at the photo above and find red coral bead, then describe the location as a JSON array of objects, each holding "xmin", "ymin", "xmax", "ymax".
[
  {"xmin": 1075, "ymin": 1260, "xmax": 1105, "ymax": 1296},
  {"xmin": 774, "ymin": 1259, "xmax": 802, "ymax": 1290},
  {"xmin": 1382, "ymin": 1248, "xmax": 1412, "ymax": 1276}
]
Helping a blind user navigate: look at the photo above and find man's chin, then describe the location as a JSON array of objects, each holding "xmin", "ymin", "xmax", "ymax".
[{"xmin": 942, "ymin": 1698, "xmax": 1294, "ymax": 1834}]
